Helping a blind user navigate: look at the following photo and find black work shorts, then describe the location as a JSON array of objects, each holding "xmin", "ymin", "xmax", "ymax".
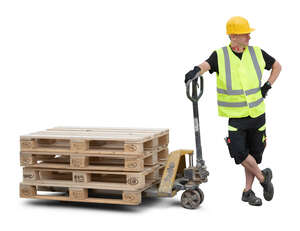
[{"xmin": 225, "ymin": 113, "xmax": 267, "ymax": 165}]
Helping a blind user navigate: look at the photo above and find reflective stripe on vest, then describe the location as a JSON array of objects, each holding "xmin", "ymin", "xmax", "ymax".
[
  {"xmin": 248, "ymin": 46, "xmax": 262, "ymax": 86},
  {"xmin": 217, "ymin": 87, "xmax": 260, "ymax": 96},
  {"xmin": 218, "ymin": 97, "xmax": 263, "ymax": 108},
  {"xmin": 217, "ymin": 46, "xmax": 264, "ymax": 109}
]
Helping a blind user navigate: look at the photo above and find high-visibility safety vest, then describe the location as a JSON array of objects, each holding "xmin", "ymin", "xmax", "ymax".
[{"xmin": 216, "ymin": 45, "xmax": 266, "ymax": 118}]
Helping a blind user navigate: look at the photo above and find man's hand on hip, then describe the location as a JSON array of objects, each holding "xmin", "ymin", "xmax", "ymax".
[{"xmin": 261, "ymin": 81, "xmax": 272, "ymax": 98}]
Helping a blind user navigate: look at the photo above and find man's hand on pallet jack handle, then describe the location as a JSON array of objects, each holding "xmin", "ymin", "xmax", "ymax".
[{"xmin": 185, "ymin": 66, "xmax": 201, "ymax": 84}]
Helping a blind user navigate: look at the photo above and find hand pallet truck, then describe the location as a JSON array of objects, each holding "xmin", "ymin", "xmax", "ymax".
[{"xmin": 145, "ymin": 74, "xmax": 209, "ymax": 209}]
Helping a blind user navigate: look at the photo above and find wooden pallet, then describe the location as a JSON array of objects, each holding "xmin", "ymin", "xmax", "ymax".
[
  {"xmin": 22, "ymin": 165, "xmax": 164, "ymax": 191},
  {"xmin": 20, "ymin": 147, "xmax": 168, "ymax": 171},
  {"xmin": 20, "ymin": 182, "xmax": 160, "ymax": 205},
  {"xmin": 20, "ymin": 128, "xmax": 169, "ymax": 155},
  {"xmin": 19, "ymin": 127, "xmax": 169, "ymax": 206}
]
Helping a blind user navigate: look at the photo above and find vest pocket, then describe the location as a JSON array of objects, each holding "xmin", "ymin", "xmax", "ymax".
[
  {"xmin": 258, "ymin": 124, "xmax": 266, "ymax": 131},
  {"xmin": 257, "ymin": 124, "xmax": 267, "ymax": 145},
  {"xmin": 224, "ymin": 137, "xmax": 234, "ymax": 158},
  {"xmin": 228, "ymin": 125, "xmax": 238, "ymax": 131}
]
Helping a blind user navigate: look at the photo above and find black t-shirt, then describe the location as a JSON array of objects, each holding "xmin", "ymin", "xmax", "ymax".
[{"xmin": 206, "ymin": 47, "xmax": 275, "ymax": 75}]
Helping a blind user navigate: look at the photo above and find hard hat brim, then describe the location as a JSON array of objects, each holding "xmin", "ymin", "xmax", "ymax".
[
  {"xmin": 227, "ymin": 28, "xmax": 255, "ymax": 35},
  {"xmin": 245, "ymin": 28, "xmax": 255, "ymax": 33}
]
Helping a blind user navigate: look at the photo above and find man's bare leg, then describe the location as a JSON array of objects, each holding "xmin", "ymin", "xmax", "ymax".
[
  {"xmin": 244, "ymin": 167, "xmax": 255, "ymax": 192},
  {"xmin": 241, "ymin": 154, "xmax": 264, "ymax": 206},
  {"xmin": 241, "ymin": 154, "xmax": 264, "ymax": 183}
]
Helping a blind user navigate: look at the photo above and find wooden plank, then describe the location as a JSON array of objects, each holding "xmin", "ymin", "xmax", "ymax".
[
  {"xmin": 28, "ymin": 195, "xmax": 140, "ymax": 205},
  {"xmin": 48, "ymin": 126, "xmax": 169, "ymax": 134},
  {"xmin": 21, "ymin": 130, "xmax": 154, "ymax": 142}
]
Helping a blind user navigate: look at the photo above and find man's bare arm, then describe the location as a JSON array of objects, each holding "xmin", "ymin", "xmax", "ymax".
[
  {"xmin": 197, "ymin": 61, "xmax": 211, "ymax": 75},
  {"xmin": 267, "ymin": 61, "xmax": 281, "ymax": 85}
]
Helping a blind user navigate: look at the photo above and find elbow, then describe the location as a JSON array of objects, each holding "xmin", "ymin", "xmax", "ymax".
[{"xmin": 274, "ymin": 61, "xmax": 282, "ymax": 72}]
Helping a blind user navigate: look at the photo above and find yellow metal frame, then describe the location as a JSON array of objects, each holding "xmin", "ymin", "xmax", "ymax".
[{"xmin": 158, "ymin": 149, "xmax": 193, "ymax": 197}]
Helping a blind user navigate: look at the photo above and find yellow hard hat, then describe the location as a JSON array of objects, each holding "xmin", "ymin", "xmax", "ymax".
[{"xmin": 226, "ymin": 16, "xmax": 255, "ymax": 34}]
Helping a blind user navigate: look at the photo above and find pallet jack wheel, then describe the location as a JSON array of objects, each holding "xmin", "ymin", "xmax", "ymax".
[
  {"xmin": 196, "ymin": 188, "xmax": 204, "ymax": 204},
  {"xmin": 181, "ymin": 189, "xmax": 202, "ymax": 209}
]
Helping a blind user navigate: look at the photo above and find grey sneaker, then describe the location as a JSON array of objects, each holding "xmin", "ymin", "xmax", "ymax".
[
  {"xmin": 261, "ymin": 168, "xmax": 274, "ymax": 201},
  {"xmin": 242, "ymin": 190, "xmax": 262, "ymax": 206}
]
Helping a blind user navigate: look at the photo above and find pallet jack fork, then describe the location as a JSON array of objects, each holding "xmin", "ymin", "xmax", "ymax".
[{"xmin": 145, "ymin": 74, "xmax": 209, "ymax": 209}]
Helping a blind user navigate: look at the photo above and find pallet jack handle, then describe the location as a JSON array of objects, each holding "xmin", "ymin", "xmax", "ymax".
[
  {"xmin": 185, "ymin": 74, "xmax": 206, "ymax": 169},
  {"xmin": 186, "ymin": 74, "xmax": 203, "ymax": 103}
]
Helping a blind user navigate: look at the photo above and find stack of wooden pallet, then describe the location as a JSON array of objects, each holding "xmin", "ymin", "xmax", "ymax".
[{"xmin": 19, "ymin": 127, "xmax": 169, "ymax": 205}]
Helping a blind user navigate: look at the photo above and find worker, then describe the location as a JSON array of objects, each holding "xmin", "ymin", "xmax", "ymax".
[{"xmin": 184, "ymin": 16, "xmax": 281, "ymax": 206}]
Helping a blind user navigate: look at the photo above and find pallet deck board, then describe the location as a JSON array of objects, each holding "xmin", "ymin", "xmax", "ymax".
[
  {"xmin": 22, "ymin": 127, "xmax": 169, "ymax": 142},
  {"xmin": 21, "ymin": 131, "xmax": 153, "ymax": 142},
  {"xmin": 47, "ymin": 126, "xmax": 169, "ymax": 134}
]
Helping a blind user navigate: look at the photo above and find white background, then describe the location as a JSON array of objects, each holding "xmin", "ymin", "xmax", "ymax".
[{"xmin": 1, "ymin": 0, "xmax": 299, "ymax": 230}]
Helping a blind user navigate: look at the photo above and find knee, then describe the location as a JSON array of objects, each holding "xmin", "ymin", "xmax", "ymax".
[
  {"xmin": 241, "ymin": 154, "xmax": 250, "ymax": 166},
  {"xmin": 242, "ymin": 154, "xmax": 257, "ymax": 166},
  {"xmin": 248, "ymin": 154, "xmax": 258, "ymax": 163}
]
